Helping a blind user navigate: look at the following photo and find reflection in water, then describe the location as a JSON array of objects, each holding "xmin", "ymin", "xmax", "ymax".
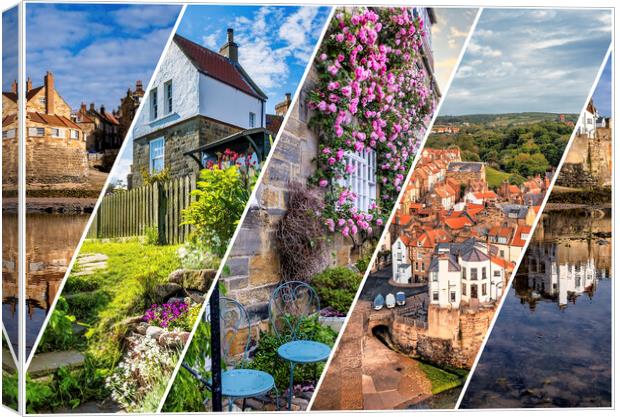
[
  {"xmin": 2, "ymin": 214, "xmax": 88, "ymax": 355},
  {"xmin": 461, "ymin": 210, "xmax": 611, "ymax": 408}
]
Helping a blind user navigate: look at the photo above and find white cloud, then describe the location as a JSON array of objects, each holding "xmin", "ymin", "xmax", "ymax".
[
  {"xmin": 202, "ymin": 31, "xmax": 221, "ymax": 50},
  {"xmin": 468, "ymin": 41, "xmax": 502, "ymax": 57}
]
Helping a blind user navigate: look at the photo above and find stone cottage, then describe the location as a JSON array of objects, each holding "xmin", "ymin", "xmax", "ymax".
[
  {"xmin": 130, "ymin": 30, "xmax": 269, "ymax": 188},
  {"xmin": 2, "ymin": 72, "xmax": 88, "ymax": 185}
]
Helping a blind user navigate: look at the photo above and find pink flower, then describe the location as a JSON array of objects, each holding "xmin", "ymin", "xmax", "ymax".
[
  {"xmin": 376, "ymin": 219, "xmax": 383, "ymax": 226},
  {"xmin": 326, "ymin": 218, "xmax": 335, "ymax": 232},
  {"xmin": 341, "ymin": 86, "xmax": 352, "ymax": 97},
  {"xmin": 319, "ymin": 179, "xmax": 328, "ymax": 187},
  {"xmin": 335, "ymin": 33, "xmax": 345, "ymax": 42},
  {"xmin": 328, "ymin": 81, "xmax": 340, "ymax": 91},
  {"xmin": 327, "ymin": 157, "xmax": 336, "ymax": 165},
  {"xmin": 319, "ymin": 53, "xmax": 327, "ymax": 61}
]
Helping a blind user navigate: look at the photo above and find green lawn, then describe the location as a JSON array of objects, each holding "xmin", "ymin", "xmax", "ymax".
[
  {"xmin": 418, "ymin": 361, "xmax": 467, "ymax": 395},
  {"xmin": 28, "ymin": 239, "xmax": 183, "ymax": 413},
  {"xmin": 485, "ymin": 166, "xmax": 525, "ymax": 189}
]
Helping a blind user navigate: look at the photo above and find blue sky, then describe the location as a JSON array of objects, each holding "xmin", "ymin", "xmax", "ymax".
[
  {"xmin": 177, "ymin": 5, "xmax": 331, "ymax": 113},
  {"xmin": 22, "ymin": 3, "xmax": 180, "ymax": 110},
  {"xmin": 593, "ymin": 54, "xmax": 612, "ymax": 117},
  {"xmin": 441, "ymin": 8, "xmax": 612, "ymax": 115},
  {"xmin": 2, "ymin": 6, "xmax": 18, "ymax": 90},
  {"xmin": 111, "ymin": 5, "xmax": 330, "ymax": 185}
]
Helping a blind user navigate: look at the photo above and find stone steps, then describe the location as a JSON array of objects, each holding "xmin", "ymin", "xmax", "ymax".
[{"xmin": 29, "ymin": 350, "xmax": 85, "ymax": 378}]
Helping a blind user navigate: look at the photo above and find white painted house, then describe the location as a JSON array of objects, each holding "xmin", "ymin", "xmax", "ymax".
[
  {"xmin": 131, "ymin": 30, "xmax": 268, "ymax": 187},
  {"xmin": 392, "ymin": 235, "xmax": 413, "ymax": 284},
  {"xmin": 429, "ymin": 240, "xmax": 509, "ymax": 308},
  {"xmin": 576, "ymin": 99, "xmax": 598, "ymax": 139}
]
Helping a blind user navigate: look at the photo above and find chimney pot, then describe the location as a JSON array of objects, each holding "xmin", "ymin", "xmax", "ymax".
[
  {"xmin": 90, "ymin": 103, "xmax": 95, "ymax": 112},
  {"xmin": 26, "ymin": 77, "xmax": 32, "ymax": 92},
  {"xmin": 227, "ymin": 28, "xmax": 234, "ymax": 42},
  {"xmin": 11, "ymin": 80, "xmax": 17, "ymax": 94}
]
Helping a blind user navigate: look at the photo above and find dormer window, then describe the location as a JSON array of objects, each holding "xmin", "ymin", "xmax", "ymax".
[
  {"xmin": 164, "ymin": 80, "xmax": 173, "ymax": 114},
  {"xmin": 150, "ymin": 88, "xmax": 158, "ymax": 120}
]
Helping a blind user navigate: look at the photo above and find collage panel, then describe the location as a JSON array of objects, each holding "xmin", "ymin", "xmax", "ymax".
[
  {"xmin": 312, "ymin": 8, "xmax": 611, "ymax": 411},
  {"xmin": 2, "ymin": 4, "xmax": 21, "ymax": 413},
  {"xmin": 460, "ymin": 54, "xmax": 612, "ymax": 409},
  {"xmin": 165, "ymin": 6, "xmax": 477, "ymax": 413},
  {"xmin": 23, "ymin": 4, "xmax": 330, "ymax": 414},
  {"xmin": 20, "ymin": 3, "xmax": 182, "ymax": 363}
]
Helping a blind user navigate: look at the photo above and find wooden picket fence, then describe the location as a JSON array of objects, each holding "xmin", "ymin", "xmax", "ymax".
[{"xmin": 86, "ymin": 174, "xmax": 196, "ymax": 244}]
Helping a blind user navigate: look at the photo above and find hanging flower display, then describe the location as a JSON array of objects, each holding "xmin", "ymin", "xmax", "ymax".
[{"xmin": 308, "ymin": 7, "xmax": 435, "ymax": 241}]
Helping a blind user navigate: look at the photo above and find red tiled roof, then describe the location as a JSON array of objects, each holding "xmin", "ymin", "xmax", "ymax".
[
  {"xmin": 491, "ymin": 256, "xmax": 513, "ymax": 269},
  {"xmin": 511, "ymin": 225, "xmax": 531, "ymax": 247},
  {"xmin": 3, "ymin": 114, "xmax": 17, "ymax": 125},
  {"xmin": 473, "ymin": 191, "xmax": 498, "ymax": 200},
  {"xmin": 103, "ymin": 112, "xmax": 120, "ymax": 125},
  {"xmin": 173, "ymin": 34, "xmax": 267, "ymax": 100},
  {"xmin": 489, "ymin": 226, "xmax": 513, "ymax": 239},
  {"xmin": 414, "ymin": 229, "xmax": 451, "ymax": 248},
  {"xmin": 397, "ymin": 214, "xmax": 413, "ymax": 225},
  {"xmin": 3, "ymin": 86, "xmax": 44, "ymax": 103},
  {"xmin": 28, "ymin": 112, "xmax": 80, "ymax": 129},
  {"xmin": 399, "ymin": 235, "xmax": 413, "ymax": 246},
  {"xmin": 445, "ymin": 216, "xmax": 473, "ymax": 230}
]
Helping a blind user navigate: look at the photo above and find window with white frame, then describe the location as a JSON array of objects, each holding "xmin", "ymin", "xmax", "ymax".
[
  {"xmin": 71, "ymin": 129, "xmax": 79, "ymax": 139},
  {"xmin": 164, "ymin": 80, "xmax": 173, "ymax": 114},
  {"xmin": 338, "ymin": 149, "xmax": 376, "ymax": 212},
  {"xmin": 150, "ymin": 89, "xmax": 158, "ymax": 120},
  {"xmin": 2, "ymin": 129, "xmax": 16, "ymax": 139},
  {"xmin": 29, "ymin": 127, "xmax": 45, "ymax": 137},
  {"xmin": 432, "ymin": 291, "xmax": 439, "ymax": 301},
  {"xmin": 51, "ymin": 128, "xmax": 64, "ymax": 138},
  {"xmin": 149, "ymin": 137, "xmax": 165, "ymax": 173},
  {"xmin": 249, "ymin": 112, "xmax": 256, "ymax": 128}
]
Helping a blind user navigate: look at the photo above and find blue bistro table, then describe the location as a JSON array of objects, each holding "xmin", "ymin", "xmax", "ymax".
[
  {"xmin": 277, "ymin": 340, "xmax": 331, "ymax": 410},
  {"xmin": 221, "ymin": 369, "xmax": 277, "ymax": 411}
]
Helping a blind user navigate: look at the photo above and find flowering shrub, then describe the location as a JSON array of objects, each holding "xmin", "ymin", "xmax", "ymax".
[
  {"xmin": 106, "ymin": 337, "xmax": 177, "ymax": 411},
  {"xmin": 308, "ymin": 7, "xmax": 435, "ymax": 240},
  {"xmin": 143, "ymin": 300, "xmax": 189, "ymax": 329},
  {"xmin": 205, "ymin": 148, "xmax": 259, "ymax": 193}
]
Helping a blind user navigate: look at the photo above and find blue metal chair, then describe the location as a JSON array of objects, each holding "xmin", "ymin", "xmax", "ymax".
[
  {"xmin": 183, "ymin": 297, "xmax": 279, "ymax": 412},
  {"xmin": 269, "ymin": 281, "xmax": 332, "ymax": 410}
]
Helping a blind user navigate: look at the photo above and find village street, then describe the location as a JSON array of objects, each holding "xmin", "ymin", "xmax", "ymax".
[{"xmin": 360, "ymin": 266, "xmax": 428, "ymax": 302}]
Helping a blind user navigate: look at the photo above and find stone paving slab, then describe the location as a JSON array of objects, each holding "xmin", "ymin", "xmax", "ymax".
[{"xmin": 29, "ymin": 350, "xmax": 85, "ymax": 377}]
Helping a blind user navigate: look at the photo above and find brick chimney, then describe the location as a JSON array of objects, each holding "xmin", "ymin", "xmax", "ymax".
[
  {"xmin": 80, "ymin": 102, "xmax": 87, "ymax": 113},
  {"xmin": 100, "ymin": 105, "xmax": 106, "ymax": 115},
  {"xmin": 275, "ymin": 92, "xmax": 292, "ymax": 116},
  {"xmin": 219, "ymin": 28, "xmax": 238, "ymax": 62},
  {"xmin": 11, "ymin": 80, "xmax": 17, "ymax": 94},
  {"xmin": 135, "ymin": 80, "xmax": 143, "ymax": 93},
  {"xmin": 26, "ymin": 77, "xmax": 32, "ymax": 92},
  {"xmin": 89, "ymin": 103, "xmax": 95, "ymax": 112},
  {"xmin": 44, "ymin": 71, "xmax": 55, "ymax": 114}
]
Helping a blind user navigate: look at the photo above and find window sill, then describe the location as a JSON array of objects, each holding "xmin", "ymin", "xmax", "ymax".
[{"xmin": 148, "ymin": 112, "xmax": 179, "ymax": 126}]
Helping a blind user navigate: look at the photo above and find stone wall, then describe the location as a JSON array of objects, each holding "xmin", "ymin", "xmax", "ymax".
[
  {"xmin": 378, "ymin": 304, "xmax": 495, "ymax": 369},
  {"xmin": 25, "ymin": 127, "xmax": 89, "ymax": 184},
  {"xmin": 131, "ymin": 115, "xmax": 240, "ymax": 187},
  {"xmin": 222, "ymin": 67, "xmax": 356, "ymax": 328}
]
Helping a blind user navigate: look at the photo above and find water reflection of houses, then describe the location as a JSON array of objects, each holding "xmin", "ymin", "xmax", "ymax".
[{"xmin": 518, "ymin": 241, "xmax": 607, "ymax": 308}]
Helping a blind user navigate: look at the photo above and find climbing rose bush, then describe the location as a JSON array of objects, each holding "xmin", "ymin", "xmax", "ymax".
[{"xmin": 308, "ymin": 7, "xmax": 435, "ymax": 238}]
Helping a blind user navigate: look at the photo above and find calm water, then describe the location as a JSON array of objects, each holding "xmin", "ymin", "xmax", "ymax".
[
  {"xmin": 461, "ymin": 210, "xmax": 611, "ymax": 408},
  {"xmin": 2, "ymin": 213, "xmax": 88, "ymax": 356}
]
